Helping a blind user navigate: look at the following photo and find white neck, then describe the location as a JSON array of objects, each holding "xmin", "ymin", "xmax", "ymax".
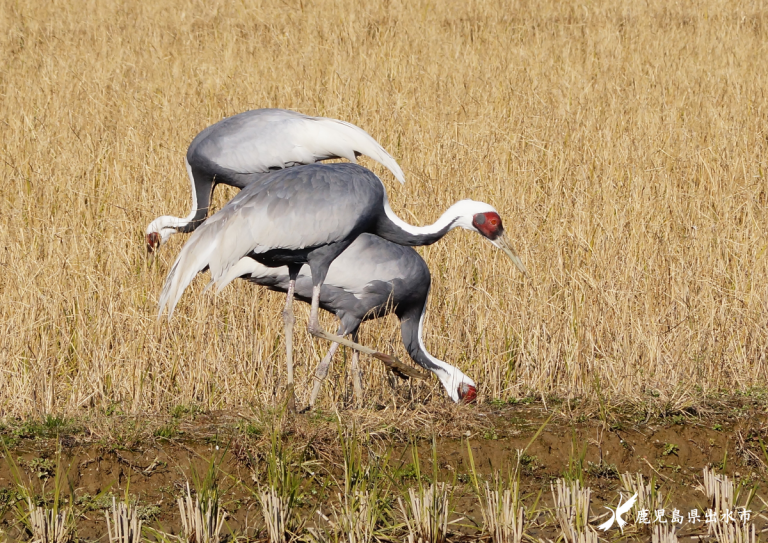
[
  {"xmin": 146, "ymin": 158, "xmax": 199, "ymax": 236},
  {"xmin": 417, "ymin": 286, "xmax": 476, "ymax": 401},
  {"xmin": 381, "ymin": 191, "xmax": 496, "ymax": 237}
]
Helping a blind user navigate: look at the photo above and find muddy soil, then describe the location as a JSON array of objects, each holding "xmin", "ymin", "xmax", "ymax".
[{"xmin": 0, "ymin": 405, "xmax": 766, "ymax": 541}]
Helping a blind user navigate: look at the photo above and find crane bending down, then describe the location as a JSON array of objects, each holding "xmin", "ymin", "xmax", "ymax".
[
  {"xmin": 215, "ymin": 234, "xmax": 477, "ymax": 406},
  {"xmin": 158, "ymin": 162, "xmax": 527, "ymax": 411},
  {"xmin": 146, "ymin": 109, "xmax": 405, "ymax": 251}
]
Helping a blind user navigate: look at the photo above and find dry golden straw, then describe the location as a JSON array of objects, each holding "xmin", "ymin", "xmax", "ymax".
[
  {"xmin": 27, "ymin": 499, "xmax": 73, "ymax": 543},
  {"xmin": 105, "ymin": 498, "xmax": 142, "ymax": 543},
  {"xmin": 1, "ymin": 0, "xmax": 767, "ymax": 416}
]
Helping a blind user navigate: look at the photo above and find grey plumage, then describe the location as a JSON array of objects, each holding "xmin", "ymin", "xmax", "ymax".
[
  {"xmin": 158, "ymin": 162, "xmax": 525, "ymax": 409},
  {"xmin": 188, "ymin": 109, "xmax": 404, "ymax": 184},
  {"xmin": 146, "ymin": 109, "xmax": 404, "ymax": 249},
  {"xmin": 217, "ymin": 234, "xmax": 477, "ymax": 404},
  {"xmin": 159, "ymin": 163, "xmax": 524, "ymax": 317},
  {"xmin": 158, "ymin": 165, "xmax": 377, "ymax": 312},
  {"xmin": 233, "ymin": 235, "xmax": 429, "ymax": 335}
]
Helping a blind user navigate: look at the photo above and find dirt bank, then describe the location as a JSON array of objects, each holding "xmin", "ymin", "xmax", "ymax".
[{"xmin": 0, "ymin": 405, "xmax": 765, "ymax": 541}]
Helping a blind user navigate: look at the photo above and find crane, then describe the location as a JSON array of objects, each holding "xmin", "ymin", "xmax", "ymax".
[
  {"xmin": 215, "ymin": 233, "xmax": 477, "ymax": 406},
  {"xmin": 146, "ymin": 108, "xmax": 405, "ymax": 252},
  {"xmin": 158, "ymin": 162, "xmax": 527, "ymax": 411}
]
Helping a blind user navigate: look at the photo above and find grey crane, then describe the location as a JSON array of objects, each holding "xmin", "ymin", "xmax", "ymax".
[
  {"xmin": 146, "ymin": 108, "xmax": 405, "ymax": 251},
  {"xmin": 215, "ymin": 233, "xmax": 477, "ymax": 405},
  {"xmin": 158, "ymin": 162, "xmax": 527, "ymax": 411}
]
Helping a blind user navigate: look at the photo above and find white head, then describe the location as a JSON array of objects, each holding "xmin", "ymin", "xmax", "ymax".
[
  {"xmin": 447, "ymin": 200, "xmax": 528, "ymax": 276},
  {"xmin": 381, "ymin": 193, "xmax": 527, "ymax": 275},
  {"xmin": 147, "ymin": 157, "xmax": 201, "ymax": 253},
  {"xmin": 146, "ymin": 218, "xmax": 179, "ymax": 252},
  {"xmin": 436, "ymin": 367, "xmax": 478, "ymax": 404},
  {"xmin": 412, "ymin": 287, "xmax": 479, "ymax": 404}
]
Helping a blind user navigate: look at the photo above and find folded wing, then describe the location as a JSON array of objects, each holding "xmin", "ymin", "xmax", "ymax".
[{"xmin": 189, "ymin": 109, "xmax": 405, "ymax": 183}]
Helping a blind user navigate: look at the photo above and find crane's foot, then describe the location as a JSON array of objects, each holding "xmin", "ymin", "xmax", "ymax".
[
  {"xmin": 308, "ymin": 325, "xmax": 429, "ymax": 381},
  {"xmin": 371, "ymin": 352, "xmax": 429, "ymax": 381}
]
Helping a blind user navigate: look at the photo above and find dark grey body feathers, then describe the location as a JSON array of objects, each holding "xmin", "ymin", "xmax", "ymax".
[{"xmin": 238, "ymin": 234, "xmax": 436, "ymax": 373}]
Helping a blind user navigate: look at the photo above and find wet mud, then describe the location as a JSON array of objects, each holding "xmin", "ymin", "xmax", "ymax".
[{"xmin": 0, "ymin": 405, "xmax": 765, "ymax": 541}]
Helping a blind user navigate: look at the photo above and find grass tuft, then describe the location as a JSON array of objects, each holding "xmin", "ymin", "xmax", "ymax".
[
  {"xmin": 310, "ymin": 422, "xmax": 392, "ymax": 543},
  {"xmin": 620, "ymin": 472, "xmax": 666, "ymax": 528},
  {"xmin": 397, "ymin": 439, "xmax": 453, "ymax": 543},
  {"xmin": 550, "ymin": 479, "xmax": 595, "ymax": 543},
  {"xmin": 701, "ymin": 466, "xmax": 756, "ymax": 537},
  {"xmin": 105, "ymin": 497, "xmax": 143, "ymax": 543},
  {"xmin": 27, "ymin": 498, "xmax": 75, "ymax": 543},
  {"xmin": 477, "ymin": 478, "xmax": 524, "ymax": 543},
  {"xmin": 651, "ymin": 524, "xmax": 679, "ymax": 543},
  {"xmin": 3, "ymin": 442, "xmax": 76, "ymax": 543},
  {"xmin": 398, "ymin": 484, "xmax": 450, "ymax": 543},
  {"xmin": 257, "ymin": 418, "xmax": 306, "ymax": 543},
  {"xmin": 178, "ymin": 481, "xmax": 225, "ymax": 543},
  {"xmin": 712, "ymin": 522, "xmax": 757, "ymax": 543}
]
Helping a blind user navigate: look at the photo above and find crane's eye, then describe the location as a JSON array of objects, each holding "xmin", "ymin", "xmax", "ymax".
[{"xmin": 473, "ymin": 212, "xmax": 503, "ymax": 240}]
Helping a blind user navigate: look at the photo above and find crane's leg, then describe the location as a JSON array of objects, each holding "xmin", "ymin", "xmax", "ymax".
[
  {"xmin": 350, "ymin": 331, "xmax": 363, "ymax": 406},
  {"xmin": 308, "ymin": 337, "xmax": 341, "ymax": 408},
  {"xmin": 307, "ymin": 285, "xmax": 429, "ymax": 381},
  {"xmin": 283, "ymin": 278, "xmax": 297, "ymax": 413}
]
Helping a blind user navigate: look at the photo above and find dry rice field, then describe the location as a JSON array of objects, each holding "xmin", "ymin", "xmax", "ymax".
[{"xmin": 2, "ymin": 0, "xmax": 768, "ymax": 417}]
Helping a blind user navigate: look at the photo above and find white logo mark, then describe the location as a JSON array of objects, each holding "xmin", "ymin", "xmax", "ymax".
[{"xmin": 597, "ymin": 493, "xmax": 638, "ymax": 532}]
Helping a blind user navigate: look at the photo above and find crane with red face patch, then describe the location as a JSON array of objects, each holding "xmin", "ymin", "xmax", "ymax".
[
  {"xmin": 214, "ymin": 234, "xmax": 478, "ymax": 406},
  {"xmin": 158, "ymin": 163, "xmax": 526, "ymax": 412}
]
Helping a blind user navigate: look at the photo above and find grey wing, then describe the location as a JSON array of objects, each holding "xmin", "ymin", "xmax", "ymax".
[
  {"xmin": 323, "ymin": 234, "xmax": 429, "ymax": 299},
  {"xmin": 213, "ymin": 234, "xmax": 425, "ymax": 300},
  {"xmin": 214, "ymin": 234, "xmax": 427, "ymax": 300},
  {"xmin": 213, "ymin": 258, "xmax": 294, "ymax": 293},
  {"xmin": 315, "ymin": 235, "xmax": 430, "ymax": 328},
  {"xmin": 188, "ymin": 109, "xmax": 405, "ymax": 183},
  {"xmin": 157, "ymin": 165, "xmax": 375, "ymax": 318}
]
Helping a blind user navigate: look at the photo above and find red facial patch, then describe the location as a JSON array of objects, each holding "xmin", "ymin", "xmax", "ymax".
[
  {"xmin": 146, "ymin": 232, "xmax": 161, "ymax": 253},
  {"xmin": 472, "ymin": 212, "xmax": 503, "ymax": 240},
  {"xmin": 459, "ymin": 384, "xmax": 478, "ymax": 404}
]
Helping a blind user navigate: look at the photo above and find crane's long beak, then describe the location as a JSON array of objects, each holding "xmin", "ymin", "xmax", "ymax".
[{"xmin": 493, "ymin": 231, "xmax": 528, "ymax": 276}]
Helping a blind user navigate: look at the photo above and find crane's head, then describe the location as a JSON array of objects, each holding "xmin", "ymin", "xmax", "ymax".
[
  {"xmin": 439, "ymin": 370, "xmax": 478, "ymax": 404},
  {"xmin": 449, "ymin": 200, "xmax": 528, "ymax": 276},
  {"xmin": 145, "ymin": 220, "xmax": 177, "ymax": 253},
  {"xmin": 457, "ymin": 381, "xmax": 478, "ymax": 404}
]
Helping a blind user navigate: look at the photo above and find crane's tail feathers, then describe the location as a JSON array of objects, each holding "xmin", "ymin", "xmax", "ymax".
[
  {"xmin": 214, "ymin": 257, "xmax": 263, "ymax": 293},
  {"xmin": 157, "ymin": 258, "xmax": 185, "ymax": 320},
  {"xmin": 157, "ymin": 227, "xmax": 219, "ymax": 320},
  {"xmin": 202, "ymin": 279, "xmax": 216, "ymax": 295},
  {"xmin": 316, "ymin": 117, "xmax": 406, "ymax": 184}
]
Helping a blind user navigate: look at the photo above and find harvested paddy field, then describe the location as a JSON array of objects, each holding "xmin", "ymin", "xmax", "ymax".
[
  {"xmin": 1, "ymin": 405, "xmax": 767, "ymax": 541},
  {"xmin": 3, "ymin": 0, "xmax": 768, "ymax": 415},
  {"xmin": 2, "ymin": 0, "xmax": 768, "ymax": 540}
]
